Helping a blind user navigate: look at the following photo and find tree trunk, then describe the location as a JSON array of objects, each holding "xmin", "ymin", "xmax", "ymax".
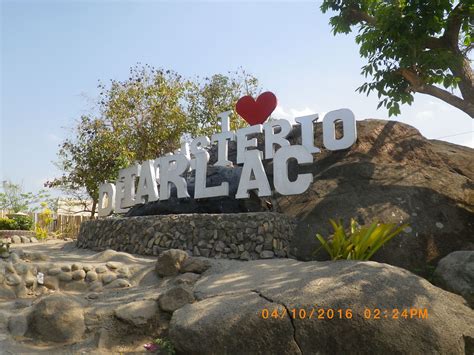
[{"xmin": 90, "ymin": 199, "xmax": 97, "ymax": 219}]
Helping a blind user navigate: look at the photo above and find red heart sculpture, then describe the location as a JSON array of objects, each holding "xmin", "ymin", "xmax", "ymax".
[{"xmin": 235, "ymin": 91, "xmax": 277, "ymax": 126}]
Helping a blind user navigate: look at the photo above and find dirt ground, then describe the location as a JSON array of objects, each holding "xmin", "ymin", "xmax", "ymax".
[{"xmin": 0, "ymin": 240, "xmax": 168, "ymax": 354}]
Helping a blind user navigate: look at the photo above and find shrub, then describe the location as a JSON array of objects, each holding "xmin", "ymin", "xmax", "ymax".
[
  {"xmin": 10, "ymin": 215, "xmax": 34, "ymax": 230},
  {"xmin": 0, "ymin": 217, "xmax": 18, "ymax": 230},
  {"xmin": 35, "ymin": 203, "xmax": 54, "ymax": 240},
  {"xmin": 315, "ymin": 218, "xmax": 407, "ymax": 261}
]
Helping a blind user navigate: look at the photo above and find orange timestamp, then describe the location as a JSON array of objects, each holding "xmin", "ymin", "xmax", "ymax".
[{"xmin": 260, "ymin": 307, "xmax": 428, "ymax": 320}]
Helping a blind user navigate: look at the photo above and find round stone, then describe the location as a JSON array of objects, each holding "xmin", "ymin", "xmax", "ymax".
[
  {"xmin": 95, "ymin": 266, "xmax": 107, "ymax": 274},
  {"xmin": 85, "ymin": 271, "xmax": 98, "ymax": 282},
  {"xmin": 72, "ymin": 270, "xmax": 86, "ymax": 281},
  {"xmin": 101, "ymin": 273, "xmax": 117, "ymax": 285}
]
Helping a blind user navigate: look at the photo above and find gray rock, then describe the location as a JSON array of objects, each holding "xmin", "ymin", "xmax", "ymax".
[
  {"xmin": 71, "ymin": 263, "xmax": 82, "ymax": 271},
  {"xmin": 170, "ymin": 293, "xmax": 298, "ymax": 355},
  {"xmin": 11, "ymin": 235, "xmax": 21, "ymax": 244},
  {"xmin": 433, "ymin": 251, "xmax": 474, "ymax": 307},
  {"xmin": 155, "ymin": 249, "xmax": 189, "ymax": 277},
  {"xmin": 106, "ymin": 261, "xmax": 120, "ymax": 270},
  {"xmin": 72, "ymin": 270, "xmax": 86, "ymax": 281},
  {"xmin": 28, "ymin": 294, "xmax": 85, "ymax": 343},
  {"xmin": 43, "ymin": 276, "xmax": 59, "ymax": 290},
  {"xmin": 61, "ymin": 265, "xmax": 71, "ymax": 272},
  {"xmin": 115, "ymin": 299, "xmax": 158, "ymax": 326},
  {"xmin": 260, "ymin": 251, "xmax": 275, "ymax": 259},
  {"xmin": 5, "ymin": 273, "xmax": 21, "ymax": 286},
  {"xmin": 10, "ymin": 253, "xmax": 20, "ymax": 263},
  {"xmin": 30, "ymin": 237, "xmax": 38, "ymax": 243},
  {"xmin": 279, "ymin": 120, "xmax": 474, "ymax": 276},
  {"xmin": 170, "ymin": 259, "xmax": 474, "ymax": 354},
  {"xmin": 106, "ymin": 278, "xmax": 131, "ymax": 288},
  {"xmin": 95, "ymin": 266, "xmax": 107, "ymax": 274},
  {"xmin": 8, "ymin": 313, "xmax": 29, "ymax": 336},
  {"xmin": 85, "ymin": 271, "xmax": 98, "ymax": 282},
  {"xmin": 101, "ymin": 273, "xmax": 117, "ymax": 285},
  {"xmin": 48, "ymin": 268, "xmax": 61, "ymax": 276},
  {"xmin": 240, "ymin": 251, "xmax": 251, "ymax": 261},
  {"xmin": 126, "ymin": 165, "xmax": 270, "ymax": 216},
  {"xmin": 20, "ymin": 236, "xmax": 30, "ymax": 243},
  {"xmin": 175, "ymin": 272, "xmax": 200, "ymax": 286},
  {"xmin": 180, "ymin": 258, "xmax": 210, "ymax": 274},
  {"xmin": 159, "ymin": 286, "xmax": 195, "ymax": 313}
]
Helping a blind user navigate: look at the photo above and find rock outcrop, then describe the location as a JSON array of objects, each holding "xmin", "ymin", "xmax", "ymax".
[
  {"xmin": 169, "ymin": 258, "xmax": 474, "ymax": 354},
  {"xmin": 272, "ymin": 120, "xmax": 474, "ymax": 275},
  {"xmin": 433, "ymin": 250, "xmax": 474, "ymax": 307}
]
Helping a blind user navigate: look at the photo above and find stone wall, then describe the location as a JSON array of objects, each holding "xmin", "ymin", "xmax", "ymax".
[{"xmin": 77, "ymin": 213, "xmax": 296, "ymax": 260}]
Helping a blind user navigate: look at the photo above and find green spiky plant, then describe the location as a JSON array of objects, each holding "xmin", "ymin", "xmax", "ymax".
[{"xmin": 315, "ymin": 219, "xmax": 408, "ymax": 261}]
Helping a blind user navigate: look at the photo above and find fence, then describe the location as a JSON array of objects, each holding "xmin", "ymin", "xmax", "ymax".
[{"xmin": 0, "ymin": 210, "xmax": 95, "ymax": 239}]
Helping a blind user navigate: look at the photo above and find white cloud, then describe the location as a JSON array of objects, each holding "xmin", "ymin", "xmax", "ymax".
[{"xmin": 272, "ymin": 105, "xmax": 319, "ymax": 124}]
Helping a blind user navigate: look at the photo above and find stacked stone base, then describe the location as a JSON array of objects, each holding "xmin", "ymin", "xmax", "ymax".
[{"xmin": 77, "ymin": 213, "xmax": 296, "ymax": 260}]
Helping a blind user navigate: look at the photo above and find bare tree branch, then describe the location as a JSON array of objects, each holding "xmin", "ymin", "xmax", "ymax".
[{"xmin": 400, "ymin": 68, "xmax": 474, "ymax": 117}]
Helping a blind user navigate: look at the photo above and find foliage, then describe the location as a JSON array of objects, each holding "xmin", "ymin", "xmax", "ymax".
[
  {"xmin": 10, "ymin": 215, "xmax": 34, "ymax": 230},
  {"xmin": 321, "ymin": 1, "xmax": 474, "ymax": 117},
  {"xmin": 314, "ymin": 218, "xmax": 407, "ymax": 261},
  {"xmin": 0, "ymin": 181, "xmax": 51, "ymax": 213},
  {"xmin": 35, "ymin": 203, "xmax": 53, "ymax": 240},
  {"xmin": 48, "ymin": 65, "xmax": 261, "ymax": 216},
  {"xmin": 187, "ymin": 69, "xmax": 261, "ymax": 136},
  {"xmin": 0, "ymin": 217, "xmax": 19, "ymax": 230},
  {"xmin": 143, "ymin": 338, "xmax": 175, "ymax": 355}
]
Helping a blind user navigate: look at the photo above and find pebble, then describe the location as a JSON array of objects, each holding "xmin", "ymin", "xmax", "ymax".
[
  {"xmin": 95, "ymin": 266, "xmax": 108, "ymax": 274},
  {"xmin": 101, "ymin": 273, "xmax": 117, "ymax": 285},
  {"xmin": 106, "ymin": 262, "xmax": 120, "ymax": 270},
  {"xmin": 71, "ymin": 263, "xmax": 83, "ymax": 271},
  {"xmin": 83, "ymin": 265, "xmax": 94, "ymax": 272},
  {"xmin": 48, "ymin": 268, "xmax": 61, "ymax": 276},
  {"xmin": 72, "ymin": 270, "xmax": 86, "ymax": 281},
  {"xmin": 61, "ymin": 265, "xmax": 71, "ymax": 272},
  {"xmin": 86, "ymin": 271, "xmax": 98, "ymax": 282}
]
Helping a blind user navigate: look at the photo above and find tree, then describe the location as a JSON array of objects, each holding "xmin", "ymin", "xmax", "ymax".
[
  {"xmin": 321, "ymin": 1, "xmax": 473, "ymax": 117},
  {"xmin": 46, "ymin": 116, "xmax": 132, "ymax": 217},
  {"xmin": 49, "ymin": 65, "xmax": 261, "ymax": 217},
  {"xmin": 187, "ymin": 69, "xmax": 261, "ymax": 136},
  {"xmin": 0, "ymin": 181, "xmax": 50, "ymax": 213}
]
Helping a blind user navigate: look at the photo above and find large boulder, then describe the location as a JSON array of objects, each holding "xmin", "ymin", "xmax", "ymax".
[
  {"xmin": 433, "ymin": 250, "xmax": 474, "ymax": 307},
  {"xmin": 155, "ymin": 249, "xmax": 189, "ymax": 277},
  {"xmin": 273, "ymin": 120, "xmax": 474, "ymax": 275},
  {"xmin": 169, "ymin": 259, "xmax": 474, "ymax": 354},
  {"xmin": 126, "ymin": 166, "xmax": 271, "ymax": 216},
  {"xmin": 28, "ymin": 294, "xmax": 85, "ymax": 343}
]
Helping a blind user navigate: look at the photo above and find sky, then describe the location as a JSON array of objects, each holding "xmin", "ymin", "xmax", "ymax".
[{"xmin": 1, "ymin": 0, "xmax": 473, "ymax": 195}]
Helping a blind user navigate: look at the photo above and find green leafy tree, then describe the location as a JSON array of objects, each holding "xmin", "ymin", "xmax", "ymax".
[
  {"xmin": 187, "ymin": 69, "xmax": 261, "ymax": 136},
  {"xmin": 46, "ymin": 116, "xmax": 131, "ymax": 217},
  {"xmin": 0, "ymin": 181, "xmax": 50, "ymax": 213},
  {"xmin": 321, "ymin": 1, "xmax": 473, "ymax": 117},
  {"xmin": 49, "ymin": 65, "xmax": 261, "ymax": 216}
]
